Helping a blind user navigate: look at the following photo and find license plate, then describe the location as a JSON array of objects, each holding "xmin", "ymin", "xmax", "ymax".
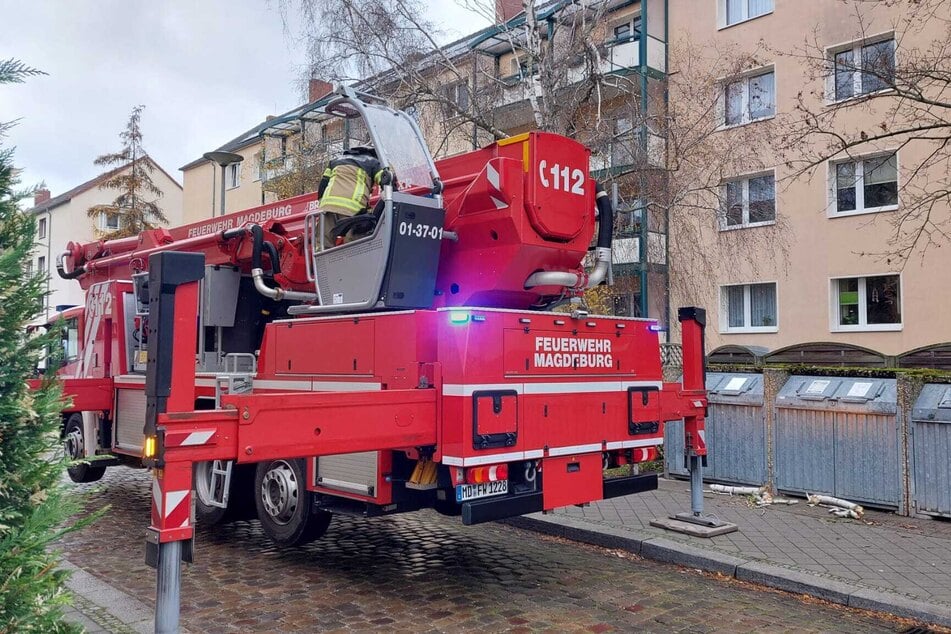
[{"xmin": 455, "ymin": 480, "xmax": 508, "ymax": 502}]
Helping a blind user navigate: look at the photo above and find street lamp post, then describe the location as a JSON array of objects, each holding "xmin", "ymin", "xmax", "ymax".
[{"xmin": 203, "ymin": 151, "xmax": 244, "ymax": 217}]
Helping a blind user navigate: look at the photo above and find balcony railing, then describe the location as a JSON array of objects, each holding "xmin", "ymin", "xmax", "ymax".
[{"xmin": 610, "ymin": 232, "xmax": 667, "ymax": 266}]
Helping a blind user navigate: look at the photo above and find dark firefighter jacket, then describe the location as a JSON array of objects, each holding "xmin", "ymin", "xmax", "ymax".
[{"xmin": 317, "ymin": 153, "xmax": 384, "ymax": 216}]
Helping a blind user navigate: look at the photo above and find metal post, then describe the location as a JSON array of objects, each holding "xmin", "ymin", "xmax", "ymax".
[
  {"xmin": 218, "ymin": 165, "xmax": 227, "ymax": 217},
  {"xmin": 155, "ymin": 540, "xmax": 182, "ymax": 634},
  {"xmin": 689, "ymin": 455, "xmax": 703, "ymax": 516}
]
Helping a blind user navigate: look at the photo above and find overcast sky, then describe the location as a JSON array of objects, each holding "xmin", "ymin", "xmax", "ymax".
[{"xmin": 1, "ymin": 0, "xmax": 490, "ymax": 198}]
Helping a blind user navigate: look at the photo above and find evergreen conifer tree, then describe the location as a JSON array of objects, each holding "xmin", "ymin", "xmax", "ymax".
[
  {"xmin": 87, "ymin": 105, "xmax": 168, "ymax": 240},
  {"xmin": 0, "ymin": 58, "xmax": 83, "ymax": 633}
]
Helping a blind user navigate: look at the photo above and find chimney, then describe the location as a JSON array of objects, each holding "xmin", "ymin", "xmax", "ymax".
[
  {"xmin": 308, "ymin": 78, "xmax": 333, "ymax": 103},
  {"xmin": 34, "ymin": 188, "xmax": 50, "ymax": 207},
  {"xmin": 495, "ymin": 0, "xmax": 522, "ymax": 23}
]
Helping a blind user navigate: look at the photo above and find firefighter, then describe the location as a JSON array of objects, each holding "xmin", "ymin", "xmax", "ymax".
[{"xmin": 316, "ymin": 145, "xmax": 384, "ymax": 247}]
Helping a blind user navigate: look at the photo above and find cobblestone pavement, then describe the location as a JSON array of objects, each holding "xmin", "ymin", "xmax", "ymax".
[
  {"xmin": 57, "ymin": 468, "xmax": 921, "ymax": 633},
  {"xmin": 554, "ymin": 478, "xmax": 951, "ymax": 608}
]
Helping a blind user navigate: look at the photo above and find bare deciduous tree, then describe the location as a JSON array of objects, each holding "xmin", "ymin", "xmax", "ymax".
[
  {"xmin": 276, "ymin": 0, "xmax": 784, "ymax": 321},
  {"xmin": 773, "ymin": 0, "xmax": 951, "ymax": 265}
]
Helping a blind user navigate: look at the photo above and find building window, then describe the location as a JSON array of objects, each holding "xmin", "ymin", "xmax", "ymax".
[
  {"xmin": 615, "ymin": 199, "xmax": 643, "ymax": 238},
  {"xmin": 99, "ymin": 211, "xmax": 122, "ymax": 231},
  {"xmin": 612, "ymin": 293, "xmax": 640, "ymax": 318},
  {"xmin": 723, "ymin": 69, "xmax": 774, "ymax": 126},
  {"xmin": 721, "ymin": 282, "xmax": 777, "ymax": 333},
  {"xmin": 37, "ymin": 256, "xmax": 46, "ymax": 274},
  {"xmin": 722, "ymin": 0, "xmax": 773, "ymax": 27},
  {"xmin": 832, "ymin": 275, "xmax": 901, "ymax": 331},
  {"xmin": 63, "ymin": 317, "xmax": 80, "ymax": 363},
  {"xmin": 833, "ymin": 38, "xmax": 895, "ymax": 101},
  {"xmin": 610, "ymin": 117, "xmax": 638, "ymax": 168},
  {"xmin": 38, "ymin": 217, "xmax": 47, "ymax": 239},
  {"xmin": 722, "ymin": 172, "xmax": 775, "ymax": 228},
  {"xmin": 612, "ymin": 16, "xmax": 641, "ymax": 43},
  {"xmin": 831, "ymin": 153, "xmax": 898, "ymax": 215},
  {"xmin": 24, "ymin": 260, "xmax": 33, "ymax": 277},
  {"xmin": 253, "ymin": 152, "xmax": 262, "ymax": 182},
  {"xmin": 226, "ymin": 162, "xmax": 241, "ymax": 189},
  {"xmin": 443, "ymin": 81, "xmax": 470, "ymax": 113}
]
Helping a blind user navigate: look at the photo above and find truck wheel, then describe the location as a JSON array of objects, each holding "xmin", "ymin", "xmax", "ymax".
[
  {"xmin": 194, "ymin": 462, "xmax": 257, "ymax": 526},
  {"xmin": 64, "ymin": 413, "xmax": 106, "ymax": 483},
  {"xmin": 254, "ymin": 458, "xmax": 331, "ymax": 547}
]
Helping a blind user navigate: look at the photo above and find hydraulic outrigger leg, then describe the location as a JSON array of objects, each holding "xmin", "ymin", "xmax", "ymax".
[
  {"xmin": 652, "ymin": 307, "xmax": 738, "ymax": 538},
  {"xmin": 141, "ymin": 251, "xmax": 206, "ymax": 634}
]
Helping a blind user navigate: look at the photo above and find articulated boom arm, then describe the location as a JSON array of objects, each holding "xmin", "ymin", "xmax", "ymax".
[{"xmin": 59, "ymin": 135, "xmax": 611, "ymax": 312}]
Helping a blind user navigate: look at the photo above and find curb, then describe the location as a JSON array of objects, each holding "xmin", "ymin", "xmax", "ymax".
[
  {"xmin": 505, "ymin": 514, "xmax": 951, "ymax": 628},
  {"xmin": 61, "ymin": 559, "xmax": 159, "ymax": 634}
]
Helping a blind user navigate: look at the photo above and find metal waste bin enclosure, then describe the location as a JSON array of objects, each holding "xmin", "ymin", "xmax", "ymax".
[
  {"xmin": 705, "ymin": 372, "xmax": 766, "ymax": 485},
  {"xmin": 775, "ymin": 375, "xmax": 900, "ymax": 509},
  {"xmin": 664, "ymin": 373, "xmax": 744, "ymax": 479},
  {"xmin": 911, "ymin": 384, "xmax": 951, "ymax": 518}
]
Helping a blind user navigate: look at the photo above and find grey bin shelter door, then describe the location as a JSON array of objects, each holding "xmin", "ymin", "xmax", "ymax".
[
  {"xmin": 775, "ymin": 376, "xmax": 900, "ymax": 509},
  {"xmin": 705, "ymin": 373, "xmax": 766, "ymax": 485},
  {"xmin": 911, "ymin": 384, "xmax": 951, "ymax": 518}
]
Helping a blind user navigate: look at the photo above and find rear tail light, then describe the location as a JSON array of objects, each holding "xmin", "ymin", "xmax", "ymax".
[
  {"xmin": 465, "ymin": 463, "xmax": 509, "ymax": 484},
  {"xmin": 632, "ymin": 447, "xmax": 658, "ymax": 463}
]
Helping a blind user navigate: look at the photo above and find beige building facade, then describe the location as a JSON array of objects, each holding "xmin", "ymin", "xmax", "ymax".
[
  {"xmin": 666, "ymin": 0, "xmax": 949, "ymax": 357},
  {"xmin": 27, "ymin": 160, "xmax": 183, "ymax": 323},
  {"xmin": 180, "ymin": 131, "xmax": 265, "ymax": 224}
]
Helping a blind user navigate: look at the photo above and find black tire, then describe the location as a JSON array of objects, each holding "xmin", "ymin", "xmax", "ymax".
[
  {"xmin": 194, "ymin": 462, "xmax": 257, "ymax": 526},
  {"xmin": 64, "ymin": 413, "xmax": 106, "ymax": 484},
  {"xmin": 254, "ymin": 458, "xmax": 332, "ymax": 546}
]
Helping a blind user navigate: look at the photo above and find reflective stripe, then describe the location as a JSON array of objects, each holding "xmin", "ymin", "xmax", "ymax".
[
  {"xmin": 320, "ymin": 195, "xmax": 363, "ymax": 213},
  {"xmin": 442, "ymin": 380, "xmax": 663, "ymax": 397},
  {"xmin": 321, "ymin": 165, "xmax": 371, "ymax": 214}
]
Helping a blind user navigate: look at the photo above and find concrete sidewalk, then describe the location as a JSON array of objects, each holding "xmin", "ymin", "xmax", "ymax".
[
  {"xmin": 60, "ymin": 559, "xmax": 156, "ymax": 634},
  {"xmin": 509, "ymin": 477, "xmax": 951, "ymax": 628}
]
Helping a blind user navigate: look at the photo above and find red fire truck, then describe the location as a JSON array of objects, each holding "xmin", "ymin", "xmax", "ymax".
[{"xmin": 47, "ymin": 88, "xmax": 708, "ymax": 558}]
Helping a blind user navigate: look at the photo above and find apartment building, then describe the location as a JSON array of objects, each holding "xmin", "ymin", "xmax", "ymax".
[
  {"xmin": 27, "ymin": 160, "xmax": 183, "ymax": 323},
  {"xmin": 666, "ymin": 0, "xmax": 949, "ymax": 357},
  {"xmin": 179, "ymin": 80, "xmax": 338, "ymax": 224}
]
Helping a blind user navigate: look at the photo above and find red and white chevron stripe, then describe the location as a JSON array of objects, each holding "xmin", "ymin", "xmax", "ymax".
[
  {"xmin": 164, "ymin": 428, "xmax": 216, "ymax": 448},
  {"xmin": 151, "ymin": 479, "xmax": 190, "ymax": 530}
]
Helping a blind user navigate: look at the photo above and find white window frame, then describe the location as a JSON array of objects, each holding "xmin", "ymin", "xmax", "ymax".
[
  {"xmin": 99, "ymin": 210, "xmax": 122, "ymax": 232},
  {"xmin": 718, "ymin": 66, "xmax": 775, "ymax": 129},
  {"xmin": 719, "ymin": 282, "xmax": 779, "ymax": 334},
  {"xmin": 226, "ymin": 162, "xmax": 241, "ymax": 190},
  {"xmin": 827, "ymin": 151, "xmax": 899, "ymax": 218},
  {"xmin": 37, "ymin": 255, "xmax": 46, "ymax": 274},
  {"xmin": 826, "ymin": 34, "xmax": 895, "ymax": 104},
  {"xmin": 718, "ymin": 0, "xmax": 773, "ymax": 29},
  {"xmin": 253, "ymin": 152, "xmax": 262, "ymax": 182},
  {"xmin": 610, "ymin": 14, "xmax": 641, "ymax": 43},
  {"xmin": 829, "ymin": 273, "xmax": 903, "ymax": 332},
  {"xmin": 720, "ymin": 169, "xmax": 777, "ymax": 230},
  {"xmin": 38, "ymin": 216, "xmax": 47, "ymax": 239}
]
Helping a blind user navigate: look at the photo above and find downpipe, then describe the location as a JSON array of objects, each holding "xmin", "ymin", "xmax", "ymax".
[{"xmin": 523, "ymin": 183, "xmax": 613, "ymax": 290}]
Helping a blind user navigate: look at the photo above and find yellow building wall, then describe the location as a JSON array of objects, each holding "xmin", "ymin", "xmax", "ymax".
[{"xmin": 667, "ymin": 0, "xmax": 950, "ymax": 356}]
